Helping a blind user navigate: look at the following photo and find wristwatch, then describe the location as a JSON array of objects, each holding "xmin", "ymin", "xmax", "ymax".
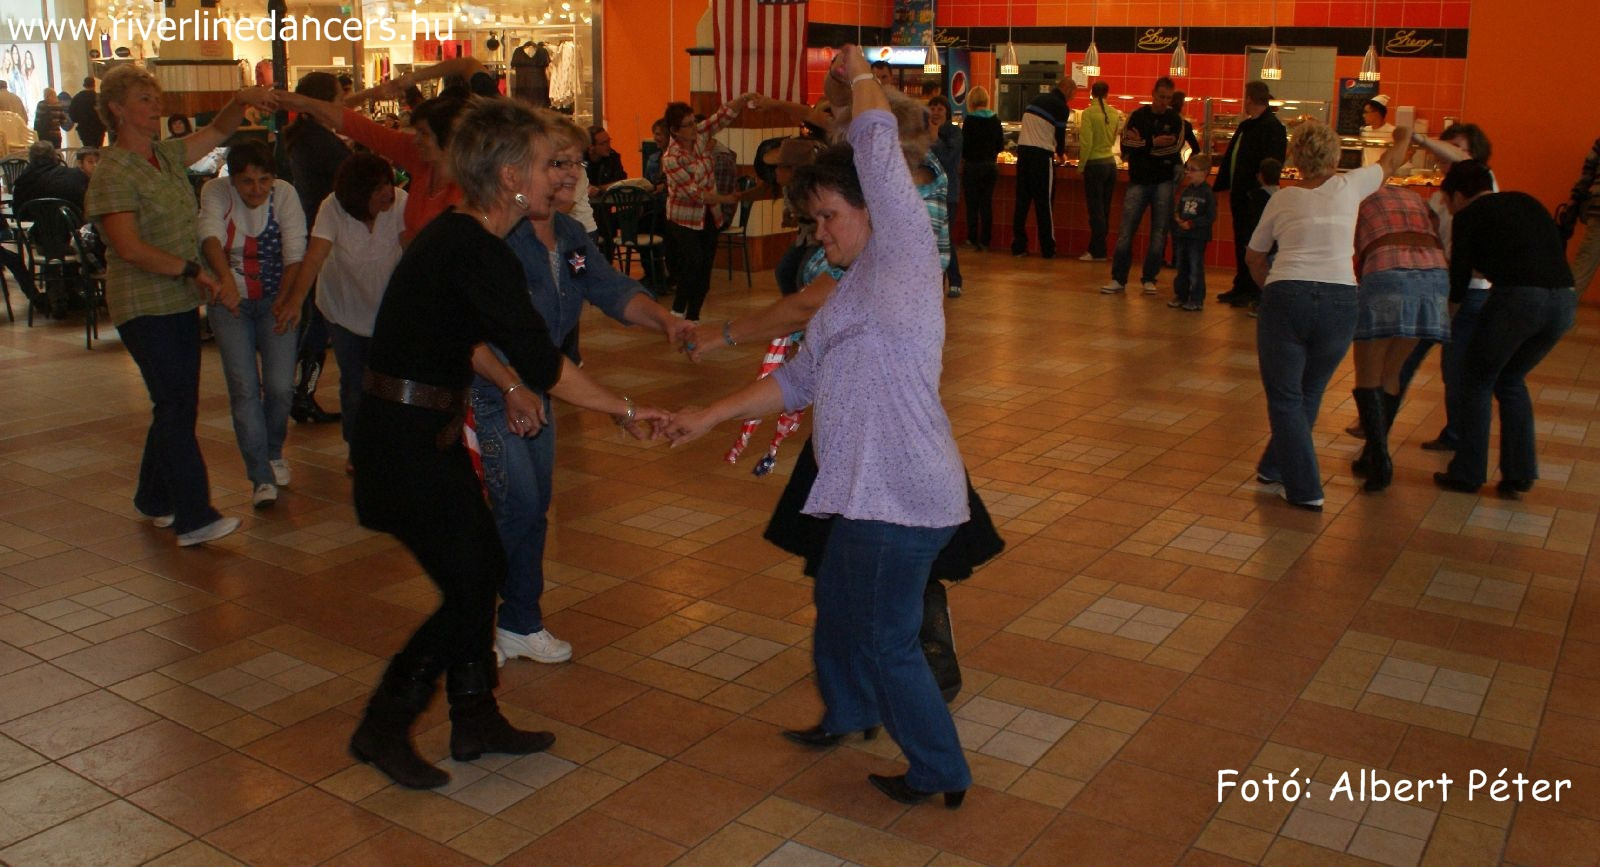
[{"xmin": 181, "ymin": 260, "xmax": 201, "ymax": 281}]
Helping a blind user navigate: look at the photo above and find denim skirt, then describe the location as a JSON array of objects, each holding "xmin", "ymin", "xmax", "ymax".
[{"xmin": 1355, "ymin": 267, "xmax": 1451, "ymax": 341}]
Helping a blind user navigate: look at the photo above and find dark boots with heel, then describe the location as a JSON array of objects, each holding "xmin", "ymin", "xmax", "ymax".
[
  {"xmin": 447, "ymin": 658, "xmax": 555, "ymax": 762},
  {"xmin": 290, "ymin": 349, "xmax": 342, "ymax": 424},
  {"xmin": 1351, "ymin": 388, "xmax": 1394, "ymax": 492},
  {"xmin": 349, "ymin": 653, "xmax": 449, "ymax": 790}
]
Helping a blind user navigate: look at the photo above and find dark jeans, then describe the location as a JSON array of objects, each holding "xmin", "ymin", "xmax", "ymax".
[
  {"xmin": 963, "ymin": 162, "xmax": 997, "ymax": 248},
  {"xmin": 1173, "ymin": 237, "xmax": 1208, "ymax": 305},
  {"xmin": 470, "ymin": 385, "xmax": 558, "ymax": 635},
  {"xmin": 1011, "ymin": 148, "xmax": 1055, "ymax": 256},
  {"xmin": 1255, "ymin": 281, "xmax": 1359, "ymax": 503},
  {"xmin": 116, "ymin": 309, "xmax": 223, "ymax": 535},
  {"xmin": 328, "ymin": 322, "xmax": 370, "ymax": 446},
  {"xmin": 1082, "ymin": 159, "xmax": 1116, "ymax": 259},
  {"xmin": 814, "ymin": 519, "xmax": 968, "ymax": 793},
  {"xmin": 1229, "ymin": 190, "xmax": 1263, "ymax": 299},
  {"xmin": 1446, "ymin": 286, "xmax": 1577, "ymax": 486},
  {"xmin": 1112, "ymin": 180, "xmax": 1174, "ymax": 285},
  {"xmin": 1397, "ymin": 286, "xmax": 1490, "ymax": 445},
  {"xmin": 666, "ymin": 218, "xmax": 720, "ymax": 321}
]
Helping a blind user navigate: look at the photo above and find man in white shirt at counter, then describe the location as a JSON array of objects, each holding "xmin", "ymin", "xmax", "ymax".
[{"xmin": 1011, "ymin": 76, "xmax": 1076, "ymax": 259}]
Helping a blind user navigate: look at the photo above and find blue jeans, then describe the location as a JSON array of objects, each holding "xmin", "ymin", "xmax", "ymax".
[
  {"xmin": 1255, "ymin": 281, "xmax": 1359, "ymax": 503},
  {"xmin": 1173, "ymin": 237, "xmax": 1208, "ymax": 305},
  {"xmin": 210, "ymin": 297, "xmax": 297, "ymax": 486},
  {"xmin": 328, "ymin": 322, "xmax": 370, "ymax": 446},
  {"xmin": 1398, "ymin": 286, "xmax": 1489, "ymax": 444},
  {"xmin": 815, "ymin": 519, "xmax": 968, "ymax": 793},
  {"xmin": 116, "ymin": 309, "xmax": 223, "ymax": 535},
  {"xmin": 471, "ymin": 386, "xmax": 556, "ymax": 635},
  {"xmin": 1111, "ymin": 180, "xmax": 1174, "ymax": 285},
  {"xmin": 1447, "ymin": 286, "xmax": 1577, "ymax": 486}
]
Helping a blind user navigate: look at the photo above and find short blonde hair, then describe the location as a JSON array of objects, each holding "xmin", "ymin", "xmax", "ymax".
[
  {"xmin": 449, "ymin": 97, "xmax": 556, "ymax": 210},
  {"xmin": 541, "ymin": 109, "xmax": 589, "ymax": 152},
  {"xmin": 968, "ymin": 86, "xmax": 990, "ymax": 109},
  {"xmin": 1290, "ymin": 120, "xmax": 1341, "ymax": 178},
  {"xmin": 99, "ymin": 65, "xmax": 161, "ymax": 133}
]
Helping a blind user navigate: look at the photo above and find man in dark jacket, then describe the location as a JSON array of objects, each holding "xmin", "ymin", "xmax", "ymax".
[
  {"xmin": 67, "ymin": 77, "xmax": 105, "ymax": 147},
  {"xmin": 1011, "ymin": 77, "xmax": 1075, "ymax": 258},
  {"xmin": 1213, "ymin": 80, "xmax": 1287, "ymax": 307},
  {"xmin": 12, "ymin": 141, "xmax": 89, "ymax": 214}
]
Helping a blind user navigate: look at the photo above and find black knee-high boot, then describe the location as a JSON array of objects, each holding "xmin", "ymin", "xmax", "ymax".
[
  {"xmin": 1353, "ymin": 387, "xmax": 1393, "ymax": 492},
  {"xmin": 349, "ymin": 653, "xmax": 449, "ymax": 789},
  {"xmin": 447, "ymin": 658, "xmax": 555, "ymax": 762},
  {"xmin": 291, "ymin": 349, "xmax": 342, "ymax": 424}
]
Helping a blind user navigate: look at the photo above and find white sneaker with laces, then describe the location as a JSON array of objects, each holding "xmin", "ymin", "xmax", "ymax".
[
  {"xmin": 494, "ymin": 627, "xmax": 573, "ymax": 666},
  {"xmin": 1099, "ymin": 281, "xmax": 1125, "ymax": 294},
  {"xmin": 270, "ymin": 459, "xmax": 291, "ymax": 486},
  {"xmin": 1142, "ymin": 281, "xmax": 1159, "ymax": 294},
  {"xmin": 177, "ymin": 516, "xmax": 241, "ymax": 547},
  {"xmin": 252, "ymin": 483, "xmax": 278, "ymax": 508}
]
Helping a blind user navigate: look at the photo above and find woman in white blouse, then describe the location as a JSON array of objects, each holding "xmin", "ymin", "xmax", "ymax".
[
  {"xmin": 273, "ymin": 152, "xmax": 406, "ymax": 472},
  {"xmin": 197, "ymin": 139, "xmax": 307, "ymax": 507}
]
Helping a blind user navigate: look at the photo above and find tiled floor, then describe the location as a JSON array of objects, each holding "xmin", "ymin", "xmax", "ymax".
[{"xmin": 2, "ymin": 252, "xmax": 1598, "ymax": 866}]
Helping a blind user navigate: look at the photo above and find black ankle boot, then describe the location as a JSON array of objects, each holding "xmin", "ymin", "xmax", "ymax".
[
  {"xmin": 781, "ymin": 724, "xmax": 881, "ymax": 748},
  {"xmin": 290, "ymin": 351, "xmax": 342, "ymax": 424},
  {"xmin": 1352, "ymin": 388, "xmax": 1392, "ymax": 491},
  {"xmin": 867, "ymin": 773, "xmax": 966, "ymax": 808},
  {"xmin": 349, "ymin": 653, "xmax": 449, "ymax": 789},
  {"xmin": 447, "ymin": 658, "xmax": 555, "ymax": 762}
]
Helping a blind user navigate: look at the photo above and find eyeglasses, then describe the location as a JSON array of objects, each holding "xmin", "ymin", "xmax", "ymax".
[{"xmin": 549, "ymin": 158, "xmax": 588, "ymax": 171}]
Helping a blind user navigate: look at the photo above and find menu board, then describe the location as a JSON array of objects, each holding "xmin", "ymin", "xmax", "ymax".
[{"xmin": 1336, "ymin": 78, "xmax": 1379, "ymax": 136}]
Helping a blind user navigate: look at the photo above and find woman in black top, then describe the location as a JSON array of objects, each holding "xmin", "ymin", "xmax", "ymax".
[
  {"xmin": 347, "ymin": 98, "xmax": 664, "ymax": 790},
  {"xmin": 960, "ymin": 86, "xmax": 1004, "ymax": 251},
  {"xmin": 1434, "ymin": 161, "xmax": 1578, "ymax": 497}
]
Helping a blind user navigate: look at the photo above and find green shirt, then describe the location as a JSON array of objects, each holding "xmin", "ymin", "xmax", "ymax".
[
  {"xmin": 1079, "ymin": 99, "xmax": 1121, "ymax": 164},
  {"xmin": 85, "ymin": 138, "xmax": 201, "ymax": 326}
]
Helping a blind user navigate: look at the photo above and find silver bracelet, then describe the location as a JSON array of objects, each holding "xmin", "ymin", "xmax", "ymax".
[
  {"xmin": 850, "ymin": 73, "xmax": 875, "ymax": 86},
  {"xmin": 617, "ymin": 396, "xmax": 636, "ymax": 425},
  {"xmin": 502, "ymin": 382, "xmax": 524, "ymax": 397}
]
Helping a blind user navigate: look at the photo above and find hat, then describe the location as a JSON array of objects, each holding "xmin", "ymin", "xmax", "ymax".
[{"xmin": 1370, "ymin": 94, "xmax": 1390, "ymax": 108}]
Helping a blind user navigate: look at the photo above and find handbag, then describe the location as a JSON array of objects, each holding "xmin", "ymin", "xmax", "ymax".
[{"xmin": 922, "ymin": 579, "xmax": 962, "ymax": 702}]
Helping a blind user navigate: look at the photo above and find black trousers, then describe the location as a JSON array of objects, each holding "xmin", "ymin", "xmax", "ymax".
[
  {"xmin": 1011, "ymin": 148, "xmax": 1056, "ymax": 256},
  {"xmin": 1229, "ymin": 190, "xmax": 1263, "ymax": 298},
  {"xmin": 963, "ymin": 162, "xmax": 997, "ymax": 248},
  {"xmin": 666, "ymin": 218, "xmax": 721, "ymax": 321},
  {"xmin": 1082, "ymin": 159, "xmax": 1116, "ymax": 259}
]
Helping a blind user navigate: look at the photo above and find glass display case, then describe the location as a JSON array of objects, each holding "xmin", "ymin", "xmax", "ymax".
[{"xmin": 1202, "ymin": 97, "xmax": 1330, "ymax": 166}]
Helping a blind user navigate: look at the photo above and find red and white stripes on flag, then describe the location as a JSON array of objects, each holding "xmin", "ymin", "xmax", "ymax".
[{"xmin": 714, "ymin": 0, "xmax": 807, "ymax": 104}]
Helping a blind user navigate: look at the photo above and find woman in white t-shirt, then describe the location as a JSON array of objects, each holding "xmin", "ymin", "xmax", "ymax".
[
  {"xmin": 273, "ymin": 153, "xmax": 406, "ymax": 470},
  {"xmin": 1244, "ymin": 120, "xmax": 1411, "ymax": 511}
]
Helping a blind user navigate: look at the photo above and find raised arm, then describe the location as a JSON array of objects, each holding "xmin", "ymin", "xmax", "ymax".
[
  {"xmin": 184, "ymin": 86, "xmax": 276, "ymax": 166},
  {"xmin": 346, "ymin": 57, "xmax": 486, "ymax": 106},
  {"xmin": 1412, "ymin": 132, "xmax": 1470, "ymax": 166},
  {"xmin": 1377, "ymin": 126, "xmax": 1415, "ymax": 180}
]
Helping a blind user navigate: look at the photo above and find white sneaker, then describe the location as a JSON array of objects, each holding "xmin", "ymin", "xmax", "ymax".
[
  {"xmin": 1078, "ymin": 252, "xmax": 1106, "ymax": 262},
  {"xmin": 1099, "ymin": 281, "xmax": 1125, "ymax": 294},
  {"xmin": 1142, "ymin": 281, "xmax": 1159, "ymax": 295},
  {"xmin": 270, "ymin": 459, "xmax": 291, "ymax": 486},
  {"xmin": 178, "ymin": 516, "xmax": 240, "ymax": 547},
  {"xmin": 252, "ymin": 483, "xmax": 278, "ymax": 508},
  {"xmin": 494, "ymin": 627, "xmax": 573, "ymax": 665},
  {"xmin": 137, "ymin": 507, "xmax": 175, "ymax": 528}
]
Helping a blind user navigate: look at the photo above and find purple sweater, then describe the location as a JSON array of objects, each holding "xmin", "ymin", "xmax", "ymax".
[{"xmin": 773, "ymin": 109, "xmax": 968, "ymax": 528}]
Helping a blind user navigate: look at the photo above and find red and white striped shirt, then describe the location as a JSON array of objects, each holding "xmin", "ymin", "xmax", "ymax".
[{"xmin": 663, "ymin": 102, "xmax": 741, "ymax": 230}]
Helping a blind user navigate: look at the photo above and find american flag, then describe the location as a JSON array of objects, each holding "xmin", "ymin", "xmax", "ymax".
[{"xmin": 714, "ymin": 0, "xmax": 807, "ymax": 104}]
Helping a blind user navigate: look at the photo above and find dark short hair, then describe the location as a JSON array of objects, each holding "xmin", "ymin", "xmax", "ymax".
[
  {"xmin": 1244, "ymin": 80, "xmax": 1273, "ymax": 105},
  {"xmin": 337, "ymin": 74, "xmax": 353, "ymax": 88},
  {"xmin": 1171, "ymin": 90, "xmax": 1187, "ymax": 103},
  {"xmin": 1439, "ymin": 123, "xmax": 1491, "ymax": 162},
  {"xmin": 295, "ymin": 72, "xmax": 338, "ymax": 102},
  {"xmin": 225, "ymin": 139, "xmax": 275, "ymax": 176},
  {"xmin": 403, "ymin": 85, "xmax": 424, "ymax": 108},
  {"xmin": 1442, "ymin": 159, "xmax": 1495, "ymax": 199},
  {"xmin": 82, "ymin": 76, "xmax": 94, "ymax": 88},
  {"xmin": 333, "ymin": 152, "xmax": 395, "ymax": 222},
  {"xmin": 1154, "ymin": 76, "xmax": 1175, "ymax": 92},
  {"xmin": 587, "ymin": 125, "xmax": 607, "ymax": 142},
  {"xmin": 663, "ymin": 101, "xmax": 695, "ymax": 135},
  {"xmin": 651, "ymin": 119, "xmax": 667, "ymax": 133},
  {"xmin": 75, "ymin": 148, "xmax": 98, "ymax": 163},
  {"xmin": 1091, "ymin": 81, "xmax": 1109, "ymax": 99},
  {"xmin": 411, "ymin": 92, "xmax": 470, "ymax": 147},
  {"xmin": 871, "ymin": 60, "xmax": 890, "ymax": 70},
  {"xmin": 1258, "ymin": 158, "xmax": 1283, "ymax": 186},
  {"xmin": 788, "ymin": 143, "xmax": 865, "ymax": 212},
  {"xmin": 927, "ymin": 96, "xmax": 951, "ymax": 113}
]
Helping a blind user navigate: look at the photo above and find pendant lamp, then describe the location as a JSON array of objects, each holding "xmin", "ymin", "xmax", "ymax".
[
  {"xmin": 1168, "ymin": 0, "xmax": 1188, "ymax": 77},
  {"xmin": 1358, "ymin": 0, "xmax": 1381, "ymax": 81},
  {"xmin": 1261, "ymin": 0, "xmax": 1283, "ymax": 80},
  {"xmin": 1082, "ymin": 0, "xmax": 1101, "ymax": 76},
  {"xmin": 1000, "ymin": 3, "xmax": 1019, "ymax": 76},
  {"xmin": 923, "ymin": 31, "xmax": 942, "ymax": 74}
]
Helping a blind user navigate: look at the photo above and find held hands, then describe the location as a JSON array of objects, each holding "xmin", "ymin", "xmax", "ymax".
[
  {"xmin": 504, "ymin": 388, "xmax": 548, "ymax": 438},
  {"xmin": 270, "ymin": 292, "xmax": 302, "ymax": 334},
  {"xmin": 681, "ymin": 320, "xmax": 716, "ymax": 363},
  {"xmin": 206, "ymin": 271, "xmax": 240, "ymax": 315},
  {"xmin": 618, "ymin": 405, "xmax": 671, "ymax": 441},
  {"xmin": 653, "ymin": 406, "xmax": 719, "ymax": 446},
  {"xmin": 237, "ymin": 86, "xmax": 278, "ymax": 113}
]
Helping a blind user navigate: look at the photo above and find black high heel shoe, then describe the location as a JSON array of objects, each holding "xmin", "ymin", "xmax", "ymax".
[
  {"xmin": 868, "ymin": 773, "xmax": 966, "ymax": 808},
  {"xmin": 781, "ymin": 725, "xmax": 880, "ymax": 748}
]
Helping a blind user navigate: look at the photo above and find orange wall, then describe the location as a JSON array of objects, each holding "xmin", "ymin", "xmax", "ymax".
[
  {"xmin": 602, "ymin": 0, "xmax": 708, "ymax": 177},
  {"xmin": 1464, "ymin": 0, "xmax": 1598, "ymax": 289}
]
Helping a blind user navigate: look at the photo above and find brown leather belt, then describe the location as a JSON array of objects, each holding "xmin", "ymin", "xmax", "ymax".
[
  {"xmin": 1359, "ymin": 230, "xmax": 1442, "ymax": 269},
  {"xmin": 362, "ymin": 370, "xmax": 466, "ymax": 412}
]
